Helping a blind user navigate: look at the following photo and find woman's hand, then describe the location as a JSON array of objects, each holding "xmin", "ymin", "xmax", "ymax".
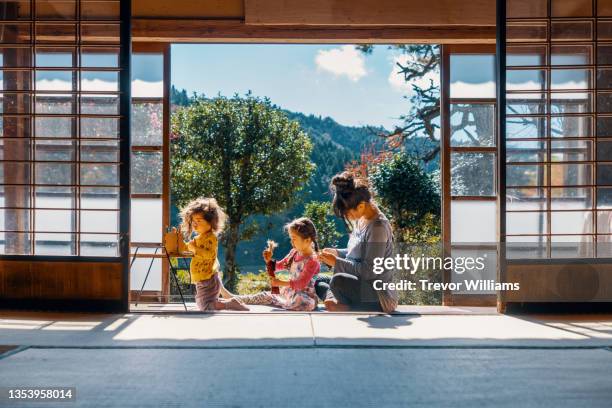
[
  {"xmin": 262, "ymin": 248, "xmax": 272, "ymax": 263},
  {"xmin": 321, "ymin": 248, "xmax": 338, "ymax": 257},
  {"xmin": 319, "ymin": 249, "xmax": 337, "ymax": 267}
]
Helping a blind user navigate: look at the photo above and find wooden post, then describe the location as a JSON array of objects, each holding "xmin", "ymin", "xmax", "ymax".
[
  {"xmin": 3, "ymin": 2, "xmax": 32, "ymax": 255},
  {"xmin": 162, "ymin": 43, "xmax": 171, "ymax": 302},
  {"xmin": 440, "ymin": 45, "xmax": 452, "ymax": 305}
]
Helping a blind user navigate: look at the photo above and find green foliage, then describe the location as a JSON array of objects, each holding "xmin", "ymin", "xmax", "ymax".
[
  {"xmin": 369, "ymin": 148, "xmax": 443, "ymax": 305},
  {"xmin": 171, "ymin": 85, "xmax": 192, "ymax": 107},
  {"xmin": 235, "ymin": 270, "xmax": 271, "ymax": 295},
  {"xmin": 171, "ymin": 94, "xmax": 314, "ymax": 214},
  {"xmin": 175, "ymin": 268, "xmax": 190, "ymax": 285},
  {"xmin": 395, "ymin": 244, "xmax": 443, "ymax": 305},
  {"xmin": 171, "ymin": 89, "xmax": 386, "ymax": 267},
  {"xmin": 285, "ymin": 111, "xmax": 384, "ymax": 153},
  {"xmin": 283, "ymin": 111, "xmax": 380, "ymax": 204},
  {"xmin": 303, "ymin": 201, "xmax": 342, "ymax": 249},
  {"xmin": 235, "ymin": 270, "xmax": 300, "ymax": 295},
  {"xmin": 171, "ymin": 94, "xmax": 315, "ymax": 288},
  {"xmin": 371, "ymin": 152, "xmax": 440, "ymax": 243}
]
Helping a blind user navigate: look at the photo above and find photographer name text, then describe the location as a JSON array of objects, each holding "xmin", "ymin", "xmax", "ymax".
[{"xmin": 373, "ymin": 279, "xmax": 520, "ymax": 291}]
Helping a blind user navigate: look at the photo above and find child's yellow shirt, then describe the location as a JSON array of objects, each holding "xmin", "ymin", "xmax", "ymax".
[{"xmin": 189, "ymin": 232, "xmax": 220, "ymax": 283}]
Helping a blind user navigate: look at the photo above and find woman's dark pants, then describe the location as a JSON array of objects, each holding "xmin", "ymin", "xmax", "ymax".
[{"xmin": 315, "ymin": 273, "xmax": 382, "ymax": 312}]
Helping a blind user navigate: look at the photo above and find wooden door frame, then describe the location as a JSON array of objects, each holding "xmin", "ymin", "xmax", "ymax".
[
  {"xmin": 441, "ymin": 44, "xmax": 498, "ymax": 307},
  {"xmin": 147, "ymin": 32, "xmax": 495, "ymax": 305},
  {"xmin": 130, "ymin": 42, "xmax": 171, "ymax": 303}
]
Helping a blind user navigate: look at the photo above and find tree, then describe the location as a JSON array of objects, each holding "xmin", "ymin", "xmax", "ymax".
[
  {"xmin": 171, "ymin": 94, "xmax": 315, "ymax": 288},
  {"xmin": 359, "ymin": 45, "xmax": 495, "ymax": 169},
  {"xmin": 170, "ymin": 85, "xmax": 192, "ymax": 107},
  {"xmin": 303, "ymin": 201, "xmax": 341, "ymax": 249},
  {"xmin": 358, "ymin": 45, "xmax": 441, "ymax": 162},
  {"xmin": 370, "ymin": 152, "xmax": 440, "ymax": 243}
]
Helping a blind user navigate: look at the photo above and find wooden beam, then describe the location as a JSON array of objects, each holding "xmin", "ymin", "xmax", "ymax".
[
  {"xmin": 133, "ymin": 0, "xmax": 244, "ymax": 19},
  {"xmin": 245, "ymin": 0, "xmax": 495, "ymax": 26},
  {"xmin": 132, "ymin": 19, "xmax": 495, "ymax": 44}
]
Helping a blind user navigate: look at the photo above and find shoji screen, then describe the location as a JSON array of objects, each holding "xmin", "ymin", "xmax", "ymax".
[
  {"xmin": 500, "ymin": 0, "xmax": 612, "ymax": 305},
  {"xmin": 0, "ymin": 0, "xmax": 131, "ymax": 311}
]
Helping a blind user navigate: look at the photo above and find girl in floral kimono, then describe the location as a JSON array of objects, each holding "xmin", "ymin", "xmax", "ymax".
[{"xmin": 235, "ymin": 218, "xmax": 320, "ymax": 311}]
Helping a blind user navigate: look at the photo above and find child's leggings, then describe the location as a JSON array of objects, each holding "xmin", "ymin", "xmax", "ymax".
[
  {"xmin": 236, "ymin": 291, "xmax": 315, "ymax": 311},
  {"xmin": 236, "ymin": 291, "xmax": 276, "ymax": 306}
]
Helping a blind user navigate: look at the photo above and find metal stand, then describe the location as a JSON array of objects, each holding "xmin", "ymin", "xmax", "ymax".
[
  {"xmin": 164, "ymin": 248, "xmax": 189, "ymax": 312},
  {"xmin": 131, "ymin": 244, "xmax": 189, "ymax": 311}
]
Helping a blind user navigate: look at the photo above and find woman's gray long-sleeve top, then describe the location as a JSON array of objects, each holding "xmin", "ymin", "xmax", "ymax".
[{"xmin": 334, "ymin": 212, "xmax": 398, "ymax": 312}]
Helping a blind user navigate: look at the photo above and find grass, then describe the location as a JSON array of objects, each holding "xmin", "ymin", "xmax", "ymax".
[{"xmin": 235, "ymin": 270, "xmax": 333, "ymax": 295}]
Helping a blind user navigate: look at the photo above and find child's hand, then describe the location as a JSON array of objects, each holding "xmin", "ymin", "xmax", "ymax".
[
  {"xmin": 262, "ymin": 248, "xmax": 272, "ymax": 263},
  {"xmin": 187, "ymin": 239, "xmax": 196, "ymax": 252},
  {"xmin": 269, "ymin": 277, "xmax": 288, "ymax": 287}
]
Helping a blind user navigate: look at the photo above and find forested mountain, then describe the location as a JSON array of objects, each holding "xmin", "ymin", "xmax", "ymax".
[
  {"xmin": 284, "ymin": 111, "xmax": 384, "ymax": 153},
  {"xmin": 284, "ymin": 111, "xmax": 383, "ymax": 204}
]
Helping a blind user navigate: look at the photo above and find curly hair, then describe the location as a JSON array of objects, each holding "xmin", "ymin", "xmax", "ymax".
[{"xmin": 179, "ymin": 197, "xmax": 227, "ymax": 238}]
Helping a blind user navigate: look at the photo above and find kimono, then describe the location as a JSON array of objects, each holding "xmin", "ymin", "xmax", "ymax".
[{"xmin": 238, "ymin": 249, "xmax": 320, "ymax": 311}]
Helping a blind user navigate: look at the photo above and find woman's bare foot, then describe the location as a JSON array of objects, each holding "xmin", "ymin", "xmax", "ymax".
[
  {"xmin": 324, "ymin": 298, "xmax": 350, "ymax": 312},
  {"xmin": 223, "ymin": 298, "xmax": 249, "ymax": 311}
]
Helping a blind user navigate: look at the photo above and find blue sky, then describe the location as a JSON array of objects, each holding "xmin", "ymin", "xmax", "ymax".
[{"xmin": 170, "ymin": 44, "xmax": 435, "ymax": 130}]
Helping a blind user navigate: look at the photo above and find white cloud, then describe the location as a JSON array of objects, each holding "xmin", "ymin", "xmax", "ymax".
[
  {"xmin": 388, "ymin": 54, "xmax": 439, "ymax": 95},
  {"xmin": 451, "ymin": 81, "xmax": 496, "ymax": 98},
  {"xmin": 507, "ymin": 80, "xmax": 587, "ymax": 92},
  {"xmin": 34, "ymin": 79, "xmax": 74, "ymax": 92},
  {"xmin": 32, "ymin": 78, "xmax": 163, "ymax": 97},
  {"xmin": 132, "ymin": 79, "xmax": 163, "ymax": 97},
  {"xmin": 35, "ymin": 78, "xmax": 119, "ymax": 92},
  {"xmin": 315, "ymin": 45, "xmax": 367, "ymax": 82}
]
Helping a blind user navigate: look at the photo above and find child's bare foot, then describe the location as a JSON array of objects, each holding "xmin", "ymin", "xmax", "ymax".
[
  {"xmin": 324, "ymin": 299, "xmax": 350, "ymax": 312},
  {"xmin": 223, "ymin": 298, "xmax": 249, "ymax": 311},
  {"xmin": 218, "ymin": 284, "xmax": 234, "ymax": 299}
]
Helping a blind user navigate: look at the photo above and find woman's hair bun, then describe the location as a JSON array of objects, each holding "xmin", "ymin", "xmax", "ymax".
[
  {"xmin": 331, "ymin": 171, "xmax": 356, "ymax": 193},
  {"xmin": 329, "ymin": 170, "xmax": 373, "ymax": 230}
]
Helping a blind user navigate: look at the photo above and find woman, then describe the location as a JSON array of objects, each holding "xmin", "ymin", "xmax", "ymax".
[{"xmin": 317, "ymin": 171, "xmax": 397, "ymax": 313}]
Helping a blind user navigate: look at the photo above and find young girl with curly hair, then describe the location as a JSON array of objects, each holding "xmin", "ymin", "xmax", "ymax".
[{"xmin": 180, "ymin": 197, "xmax": 248, "ymax": 311}]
